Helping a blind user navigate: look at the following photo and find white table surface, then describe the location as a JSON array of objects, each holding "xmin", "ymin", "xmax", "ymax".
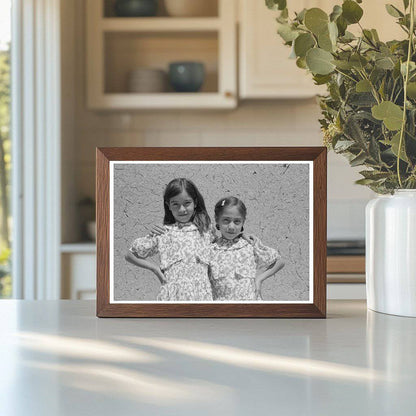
[{"xmin": 1, "ymin": 300, "xmax": 415, "ymax": 416}]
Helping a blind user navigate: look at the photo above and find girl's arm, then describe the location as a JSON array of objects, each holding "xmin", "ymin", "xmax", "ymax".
[
  {"xmin": 125, "ymin": 252, "xmax": 166, "ymax": 284},
  {"xmin": 149, "ymin": 225, "xmax": 168, "ymax": 237},
  {"xmin": 255, "ymin": 259, "xmax": 285, "ymax": 300}
]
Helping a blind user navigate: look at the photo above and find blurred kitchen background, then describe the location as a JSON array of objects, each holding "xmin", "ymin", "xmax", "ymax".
[{"xmin": 2, "ymin": 0, "xmax": 403, "ymax": 300}]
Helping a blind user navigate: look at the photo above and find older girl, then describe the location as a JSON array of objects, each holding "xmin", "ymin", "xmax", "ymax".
[{"xmin": 125, "ymin": 178, "xmax": 213, "ymax": 301}]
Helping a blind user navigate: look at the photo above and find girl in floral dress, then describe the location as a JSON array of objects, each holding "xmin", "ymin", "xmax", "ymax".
[
  {"xmin": 209, "ymin": 196, "xmax": 285, "ymax": 301},
  {"xmin": 125, "ymin": 178, "xmax": 214, "ymax": 301}
]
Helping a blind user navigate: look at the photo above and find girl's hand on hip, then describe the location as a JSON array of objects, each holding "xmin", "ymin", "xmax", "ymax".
[
  {"xmin": 149, "ymin": 225, "xmax": 168, "ymax": 237},
  {"xmin": 153, "ymin": 267, "xmax": 166, "ymax": 284},
  {"xmin": 255, "ymin": 280, "xmax": 263, "ymax": 300}
]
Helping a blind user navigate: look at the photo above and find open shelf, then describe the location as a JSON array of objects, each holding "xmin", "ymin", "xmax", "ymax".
[
  {"xmin": 86, "ymin": 0, "xmax": 236, "ymax": 109},
  {"xmin": 104, "ymin": 31, "xmax": 218, "ymax": 94}
]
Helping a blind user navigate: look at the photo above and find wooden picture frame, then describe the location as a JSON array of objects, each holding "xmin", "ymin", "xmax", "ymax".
[{"xmin": 96, "ymin": 147, "xmax": 327, "ymax": 318}]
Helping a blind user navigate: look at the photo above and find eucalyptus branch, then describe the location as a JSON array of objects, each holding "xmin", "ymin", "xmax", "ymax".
[
  {"xmin": 390, "ymin": 78, "xmax": 398, "ymax": 101},
  {"xmin": 397, "ymin": 0, "xmax": 415, "ymax": 187},
  {"xmin": 358, "ymin": 22, "xmax": 378, "ymax": 49},
  {"xmin": 358, "ymin": 68, "xmax": 381, "ymax": 104},
  {"xmin": 334, "ymin": 68, "xmax": 358, "ymax": 83}
]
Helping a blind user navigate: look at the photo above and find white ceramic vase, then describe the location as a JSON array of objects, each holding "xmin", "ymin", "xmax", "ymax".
[{"xmin": 366, "ymin": 190, "xmax": 416, "ymax": 317}]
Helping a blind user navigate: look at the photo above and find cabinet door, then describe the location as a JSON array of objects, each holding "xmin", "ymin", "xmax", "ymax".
[
  {"xmin": 239, "ymin": 0, "xmax": 404, "ymax": 99},
  {"xmin": 239, "ymin": 0, "xmax": 323, "ymax": 99}
]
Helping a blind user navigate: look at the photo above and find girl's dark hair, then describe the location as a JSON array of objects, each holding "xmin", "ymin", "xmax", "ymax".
[
  {"xmin": 214, "ymin": 196, "xmax": 247, "ymax": 221},
  {"xmin": 163, "ymin": 178, "xmax": 211, "ymax": 234}
]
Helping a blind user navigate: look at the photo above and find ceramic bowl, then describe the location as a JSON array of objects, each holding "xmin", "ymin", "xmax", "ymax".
[
  {"xmin": 168, "ymin": 62, "xmax": 205, "ymax": 92},
  {"xmin": 114, "ymin": 0, "xmax": 158, "ymax": 17},
  {"xmin": 127, "ymin": 68, "xmax": 167, "ymax": 92}
]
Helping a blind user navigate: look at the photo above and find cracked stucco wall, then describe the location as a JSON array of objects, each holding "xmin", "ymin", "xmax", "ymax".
[{"xmin": 113, "ymin": 163, "xmax": 310, "ymax": 301}]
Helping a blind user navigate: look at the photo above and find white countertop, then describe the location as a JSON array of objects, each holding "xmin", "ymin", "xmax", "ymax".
[{"xmin": 1, "ymin": 300, "xmax": 415, "ymax": 415}]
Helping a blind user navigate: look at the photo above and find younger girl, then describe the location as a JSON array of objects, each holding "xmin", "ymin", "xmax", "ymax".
[
  {"xmin": 209, "ymin": 196, "xmax": 284, "ymax": 301},
  {"xmin": 125, "ymin": 178, "xmax": 214, "ymax": 301}
]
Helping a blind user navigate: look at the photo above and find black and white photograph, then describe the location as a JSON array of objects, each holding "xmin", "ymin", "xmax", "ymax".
[{"xmin": 110, "ymin": 161, "xmax": 313, "ymax": 304}]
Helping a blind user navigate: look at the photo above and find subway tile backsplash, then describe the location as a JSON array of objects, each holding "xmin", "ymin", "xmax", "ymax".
[{"xmin": 73, "ymin": 100, "xmax": 374, "ymax": 240}]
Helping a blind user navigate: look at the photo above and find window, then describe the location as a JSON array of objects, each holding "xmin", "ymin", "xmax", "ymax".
[{"xmin": 0, "ymin": 0, "xmax": 11, "ymax": 298}]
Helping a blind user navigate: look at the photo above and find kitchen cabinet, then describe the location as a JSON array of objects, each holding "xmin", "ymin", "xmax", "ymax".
[
  {"xmin": 238, "ymin": 0, "xmax": 405, "ymax": 99},
  {"xmin": 61, "ymin": 244, "xmax": 96, "ymax": 300},
  {"xmin": 86, "ymin": 0, "xmax": 237, "ymax": 109},
  {"xmin": 238, "ymin": 0, "xmax": 328, "ymax": 99}
]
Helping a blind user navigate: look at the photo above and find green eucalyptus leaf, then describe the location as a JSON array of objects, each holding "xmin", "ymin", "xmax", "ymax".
[
  {"xmin": 306, "ymin": 48, "xmax": 335, "ymax": 75},
  {"xmin": 370, "ymin": 67, "xmax": 386, "ymax": 84},
  {"xmin": 336, "ymin": 15, "xmax": 348, "ymax": 36},
  {"xmin": 333, "ymin": 59, "xmax": 353, "ymax": 70},
  {"xmin": 280, "ymin": 8, "xmax": 289, "ymax": 19},
  {"xmin": 348, "ymin": 92, "xmax": 377, "ymax": 107},
  {"xmin": 375, "ymin": 56, "xmax": 396, "ymax": 70},
  {"xmin": 318, "ymin": 31, "xmax": 334, "ymax": 52},
  {"xmin": 372, "ymin": 101, "xmax": 404, "ymax": 130},
  {"xmin": 363, "ymin": 29, "xmax": 374, "ymax": 44},
  {"xmin": 356, "ymin": 79, "xmax": 372, "ymax": 92},
  {"xmin": 401, "ymin": 61, "xmax": 416, "ymax": 76},
  {"xmin": 350, "ymin": 152, "xmax": 368, "ymax": 166},
  {"xmin": 355, "ymin": 178, "xmax": 378, "ymax": 185},
  {"xmin": 342, "ymin": 0, "xmax": 364, "ymax": 24},
  {"xmin": 406, "ymin": 82, "xmax": 416, "ymax": 99},
  {"xmin": 369, "ymin": 136, "xmax": 381, "ymax": 162},
  {"xmin": 328, "ymin": 21, "xmax": 338, "ymax": 45},
  {"xmin": 313, "ymin": 74, "xmax": 332, "ymax": 85},
  {"xmin": 294, "ymin": 33, "xmax": 315, "ymax": 57},
  {"xmin": 266, "ymin": 0, "xmax": 287, "ymax": 11},
  {"xmin": 371, "ymin": 29, "xmax": 380, "ymax": 42},
  {"xmin": 277, "ymin": 23, "xmax": 299, "ymax": 42},
  {"xmin": 344, "ymin": 115, "xmax": 364, "ymax": 147},
  {"xmin": 296, "ymin": 57, "xmax": 307, "ymax": 69},
  {"xmin": 381, "ymin": 132, "xmax": 409, "ymax": 162},
  {"xmin": 393, "ymin": 61, "xmax": 402, "ymax": 78},
  {"xmin": 378, "ymin": 78, "xmax": 386, "ymax": 100},
  {"xmin": 350, "ymin": 53, "xmax": 368, "ymax": 69},
  {"xmin": 359, "ymin": 170, "xmax": 391, "ymax": 180},
  {"xmin": 334, "ymin": 139, "xmax": 356, "ymax": 151},
  {"xmin": 403, "ymin": 0, "xmax": 409, "ymax": 10},
  {"xmin": 330, "ymin": 5, "xmax": 343, "ymax": 22},
  {"xmin": 385, "ymin": 4, "xmax": 404, "ymax": 18},
  {"xmin": 295, "ymin": 8, "xmax": 307, "ymax": 22},
  {"xmin": 304, "ymin": 8, "xmax": 329, "ymax": 35},
  {"xmin": 339, "ymin": 31, "xmax": 356, "ymax": 43}
]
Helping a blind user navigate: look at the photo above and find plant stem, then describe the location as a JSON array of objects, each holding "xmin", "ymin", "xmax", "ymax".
[
  {"xmin": 334, "ymin": 68, "xmax": 357, "ymax": 83},
  {"xmin": 397, "ymin": 0, "xmax": 415, "ymax": 188},
  {"xmin": 358, "ymin": 69, "xmax": 380, "ymax": 104}
]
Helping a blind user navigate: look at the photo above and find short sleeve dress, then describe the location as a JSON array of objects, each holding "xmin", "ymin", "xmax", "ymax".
[
  {"xmin": 209, "ymin": 235, "xmax": 280, "ymax": 301},
  {"xmin": 130, "ymin": 223, "xmax": 213, "ymax": 301}
]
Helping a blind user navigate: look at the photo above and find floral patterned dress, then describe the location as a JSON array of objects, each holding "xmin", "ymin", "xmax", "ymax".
[
  {"xmin": 129, "ymin": 223, "xmax": 213, "ymax": 301},
  {"xmin": 209, "ymin": 236, "xmax": 280, "ymax": 301}
]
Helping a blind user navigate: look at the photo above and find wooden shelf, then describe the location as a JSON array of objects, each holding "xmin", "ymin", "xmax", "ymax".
[
  {"xmin": 61, "ymin": 243, "xmax": 96, "ymax": 253},
  {"xmin": 327, "ymin": 256, "xmax": 365, "ymax": 283},
  {"xmin": 327, "ymin": 256, "xmax": 365, "ymax": 274},
  {"xmin": 101, "ymin": 17, "xmax": 221, "ymax": 32},
  {"xmin": 89, "ymin": 92, "xmax": 235, "ymax": 110}
]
